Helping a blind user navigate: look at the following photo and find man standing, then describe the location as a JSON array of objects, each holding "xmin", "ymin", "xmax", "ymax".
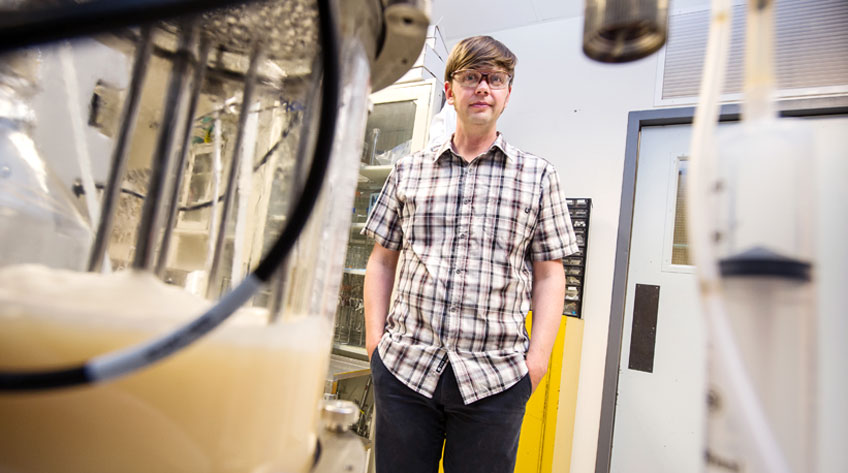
[{"xmin": 362, "ymin": 35, "xmax": 578, "ymax": 473}]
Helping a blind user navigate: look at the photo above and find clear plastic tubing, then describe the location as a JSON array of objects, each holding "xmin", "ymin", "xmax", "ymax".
[{"xmin": 686, "ymin": 0, "xmax": 799, "ymax": 472}]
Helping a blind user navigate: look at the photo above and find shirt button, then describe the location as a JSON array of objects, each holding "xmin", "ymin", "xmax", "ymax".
[
  {"xmin": 455, "ymin": 269, "xmax": 463, "ymax": 274},
  {"xmin": 449, "ymin": 306, "xmax": 458, "ymax": 312},
  {"xmin": 463, "ymin": 198, "xmax": 471, "ymax": 204},
  {"xmin": 458, "ymin": 233, "xmax": 466, "ymax": 238}
]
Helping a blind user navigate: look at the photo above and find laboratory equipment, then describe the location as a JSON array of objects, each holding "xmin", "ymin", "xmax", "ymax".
[
  {"xmin": 313, "ymin": 400, "xmax": 369, "ymax": 473},
  {"xmin": 0, "ymin": 1, "xmax": 429, "ymax": 472},
  {"xmin": 687, "ymin": 0, "xmax": 816, "ymax": 472},
  {"xmin": 582, "ymin": 0, "xmax": 669, "ymax": 63},
  {"xmin": 562, "ymin": 198, "xmax": 591, "ymax": 318}
]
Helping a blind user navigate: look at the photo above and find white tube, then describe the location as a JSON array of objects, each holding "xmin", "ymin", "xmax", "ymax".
[
  {"xmin": 231, "ymin": 100, "xmax": 259, "ymax": 286},
  {"xmin": 742, "ymin": 0, "xmax": 776, "ymax": 123},
  {"xmin": 686, "ymin": 0, "xmax": 792, "ymax": 472}
]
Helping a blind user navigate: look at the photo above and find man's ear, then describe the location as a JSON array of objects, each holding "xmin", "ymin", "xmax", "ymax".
[{"xmin": 444, "ymin": 81, "xmax": 454, "ymax": 105}]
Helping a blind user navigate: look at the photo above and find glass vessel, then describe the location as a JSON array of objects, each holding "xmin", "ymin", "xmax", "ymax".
[
  {"xmin": 0, "ymin": 0, "xmax": 427, "ymax": 470},
  {"xmin": 0, "ymin": 50, "xmax": 92, "ymax": 270}
]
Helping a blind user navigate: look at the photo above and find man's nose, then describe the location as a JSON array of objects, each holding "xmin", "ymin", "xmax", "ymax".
[{"xmin": 475, "ymin": 79, "xmax": 491, "ymax": 93}]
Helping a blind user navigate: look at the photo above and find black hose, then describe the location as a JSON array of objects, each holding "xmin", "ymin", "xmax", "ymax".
[{"xmin": 0, "ymin": 0, "xmax": 340, "ymax": 391}]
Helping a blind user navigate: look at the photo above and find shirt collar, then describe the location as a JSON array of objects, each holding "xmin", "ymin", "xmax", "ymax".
[{"xmin": 433, "ymin": 133, "xmax": 515, "ymax": 163}]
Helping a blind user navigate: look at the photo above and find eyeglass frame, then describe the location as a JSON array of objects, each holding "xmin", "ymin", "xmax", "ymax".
[{"xmin": 450, "ymin": 69, "xmax": 513, "ymax": 89}]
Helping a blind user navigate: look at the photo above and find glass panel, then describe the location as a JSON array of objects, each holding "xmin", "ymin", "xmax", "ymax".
[
  {"xmin": 188, "ymin": 154, "xmax": 212, "ymax": 201},
  {"xmin": 362, "ymin": 100, "xmax": 416, "ymax": 165},
  {"xmin": 671, "ymin": 160, "xmax": 692, "ymax": 265},
  {"xmin": 183, "ymin": 152, "xmax": 213, "ymax": 223},
  {"xmin": 334, "ymin": 272, "xmax": 366, "ymax": 350}
]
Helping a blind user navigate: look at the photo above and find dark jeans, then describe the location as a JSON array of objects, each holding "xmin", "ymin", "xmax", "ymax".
[{"xmin": 370, "ymin": 350, "xmax": 531, "ymax": 473}]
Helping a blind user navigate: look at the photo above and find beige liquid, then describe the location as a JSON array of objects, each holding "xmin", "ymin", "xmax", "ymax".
[{"xmin": 0, "ymin": 265, "xmax": 331, "ymax": 473}]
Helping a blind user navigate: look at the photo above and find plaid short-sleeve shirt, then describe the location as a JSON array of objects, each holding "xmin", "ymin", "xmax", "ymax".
[{"xmin": 363, "ymin": 133, "xmax": 578, "ymax": 404}]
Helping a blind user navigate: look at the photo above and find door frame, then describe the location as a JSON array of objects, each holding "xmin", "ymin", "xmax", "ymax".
[{"xmin": 595, "ymin": 97, "xmax": 848, "ymax": 473}]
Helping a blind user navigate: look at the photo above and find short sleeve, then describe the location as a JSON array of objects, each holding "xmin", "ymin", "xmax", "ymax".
[
  {"xmin": 362, "ymin": 165, "xmax": 403, "ymax": 250},
  {"xmin": 530, "ymin": 166, "xmax": 578, "ymax": 261}
]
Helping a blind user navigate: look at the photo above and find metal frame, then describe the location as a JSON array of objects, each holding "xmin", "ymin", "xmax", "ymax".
[
  {"xmin": 659, "ymin": 156, "xmax": 695, "ymax": 274},
  {"xmin": 595, "ymin": 96, "xmax": 848, "ymax": 473}
]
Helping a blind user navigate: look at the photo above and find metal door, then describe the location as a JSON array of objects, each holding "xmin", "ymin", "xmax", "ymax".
[
  {"xmin": 610, "ymin": 123, "xmax": 705, "ymax": 473},
  {"xmin": 608, "ymin": 115, "xmax": 848, "ymax": 472}
]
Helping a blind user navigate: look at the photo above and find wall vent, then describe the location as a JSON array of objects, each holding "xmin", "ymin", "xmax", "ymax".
[{"xmin": 659, "ymin": 0, "xmax": 848, "ymax": 105}]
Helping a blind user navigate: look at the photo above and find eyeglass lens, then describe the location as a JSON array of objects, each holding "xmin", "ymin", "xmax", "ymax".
[{"xmin": 455, "ymin": 70, "xmax": 509, "ymax": 89}]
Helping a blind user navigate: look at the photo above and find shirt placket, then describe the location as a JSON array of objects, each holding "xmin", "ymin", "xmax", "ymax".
[{"xmin": 446, "ymin": 158, "xmax": 476, "ymax": 352}]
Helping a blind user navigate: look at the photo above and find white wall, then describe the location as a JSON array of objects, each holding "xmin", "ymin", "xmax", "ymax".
[{"xmin": 440, "ymin": 16, "xmax": 661, "ymax": 472}]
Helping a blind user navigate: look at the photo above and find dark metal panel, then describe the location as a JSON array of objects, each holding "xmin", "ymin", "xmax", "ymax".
[{"xmin": 627, "ymin": 284, "xmax": 660, "ymax": 373}]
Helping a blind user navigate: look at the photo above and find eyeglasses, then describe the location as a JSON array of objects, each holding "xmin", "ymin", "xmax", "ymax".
[{"xmin": 451, "ymin": 69, "xmax": 511, "ymax": 89}]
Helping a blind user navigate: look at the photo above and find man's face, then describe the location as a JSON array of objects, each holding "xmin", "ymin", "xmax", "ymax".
[{"xmin": 445, "ymin": 67, "xmax": 512, "ymax": 128}]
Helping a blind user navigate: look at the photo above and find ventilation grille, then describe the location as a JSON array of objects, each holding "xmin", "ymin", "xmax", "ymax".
[{"xmin": 661, "ymin": 0, "xmax": 848, "ymax": 102}]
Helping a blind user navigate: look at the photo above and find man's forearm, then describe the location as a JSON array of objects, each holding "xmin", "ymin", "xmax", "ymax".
[
  {"xmin": 527, "ymin": 260, "xmax": 566, "ymax": 389},
  {"xmin": 363, "ymin": 244, "xmax": 399, "ymax": 358}
]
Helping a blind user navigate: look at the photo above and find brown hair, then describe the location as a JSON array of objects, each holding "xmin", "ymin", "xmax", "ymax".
[{"xmin": 445, "ymin": 36, "xmax": 517, "ymax": 86}]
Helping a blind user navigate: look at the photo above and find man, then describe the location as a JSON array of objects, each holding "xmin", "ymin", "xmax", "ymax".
[{"xmin": 362, "ymin": 35, "xmax": 578, "ymax": 473}]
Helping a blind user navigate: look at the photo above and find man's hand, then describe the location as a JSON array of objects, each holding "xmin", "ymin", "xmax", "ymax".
[{"xmin": 526, "ymin": 351, "xmax": 548, "ymax": 394}]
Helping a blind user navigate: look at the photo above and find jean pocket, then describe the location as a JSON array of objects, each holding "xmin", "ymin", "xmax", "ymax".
[
  {"xmin": 370, "ymin": 349, "xmax": 383, "ymax": 375},
  {"xmin": 523, "ymin": 374, "xmax": 533, "ymax": 400}
]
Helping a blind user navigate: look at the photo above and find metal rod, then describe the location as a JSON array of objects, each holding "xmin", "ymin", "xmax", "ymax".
[
  {"xmin": 204, "ymin": 111, "xmax": 223, "ymax": 272},
  {"xmin": 356, "ymin": 374, "xmax": 373, "ymax": 433},
  {"xmin": 268, "ymin": 255, "xmax": 293, "ymax": 318},
  {"xmin": 268, "ymin": 60, "xmax": 323, "ymax": 321},
  {"xmin": 133, "ymin": 23, "xmax": 198, "ymax": 270},
  {"xmin": 369, "ymin": 127, "xmax": 380, "ymax": 165},
  {"xmin": 206, "ymin": 43, "xmax": 264, "ymax": 298},
  {"xmin": 155, "ymin": 38, "xmax": 213, "ymax": 277},
  {"xmin": 87, "ymin": 27, "xmax": 153, "ymax": 272}
]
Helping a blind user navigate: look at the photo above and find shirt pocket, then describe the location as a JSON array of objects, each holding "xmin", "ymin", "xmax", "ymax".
[
  {"xmin": 400, "ymin": 185, "xmax": 458, "ymax": 286},
  {"xmin": 404, "ymin": 198, "xmax": 458, "ymax": 250},
  {"xmin": 483, "ymin": 181, "xmax": 538, "ymax": 255}
]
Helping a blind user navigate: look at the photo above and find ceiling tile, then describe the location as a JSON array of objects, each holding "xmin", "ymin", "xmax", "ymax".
[
  {"xmin": 431, "ymin": 0, "xmax": 540, "ymax": 40},
  {"xmin": 531, "ymin": 0, "xmax": 584, "ymax": 21}
]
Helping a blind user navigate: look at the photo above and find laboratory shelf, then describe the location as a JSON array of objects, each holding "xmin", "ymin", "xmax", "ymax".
[
  {"xmin": 359, "ymin": 165, "xmax": 392, "ymax": 182},
  {"xmin": 332, "ymin": 344, "xmax": 369, "ymax": 361}
]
